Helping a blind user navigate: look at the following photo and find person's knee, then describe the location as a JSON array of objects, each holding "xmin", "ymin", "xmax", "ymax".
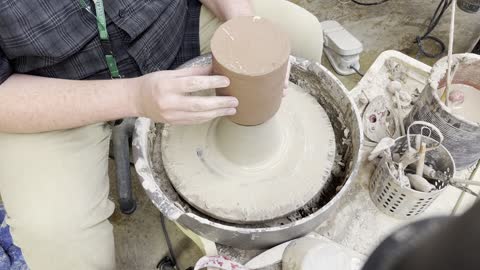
[
  {"xmin": 9, "ymin": 210, "xmax": 115, "ymax": 270},
  {"xmin": 284, "ymin": 2, "xmax": 324, "ymax": 61},
  {"xmin": 10, "ymin": 206, "xmax": 98, "ymax": 244},
  {"xmin": 253, "ymin": 0, "xmax": 324, "ymax": 62}
]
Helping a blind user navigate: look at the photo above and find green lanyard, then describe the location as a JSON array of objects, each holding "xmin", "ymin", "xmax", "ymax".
[{"xmin": 79, "ymin": 0, "xmax": 121, "ymax": 78}]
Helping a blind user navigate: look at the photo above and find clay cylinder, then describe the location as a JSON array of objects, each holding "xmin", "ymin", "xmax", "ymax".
[{"xmin": 211, "ymin": 16, "xmax": 291, "ymax": 126}]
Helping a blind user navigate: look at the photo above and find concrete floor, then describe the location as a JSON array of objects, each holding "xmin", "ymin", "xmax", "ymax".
[
  {"xmin": 109, "ymin": 1, "xmax": 480, "ymax": 269},
  {"xmin": 108, "ymin": 160, "xmax": 203, "ymax": 270},
  {"xmin": 293, "ymin": 0, "xmax": 480, "ymax": 89}
]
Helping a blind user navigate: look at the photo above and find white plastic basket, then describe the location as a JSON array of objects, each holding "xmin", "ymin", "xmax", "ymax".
[{"xmin": 369, "ymin": 123, "xmax": 455, "ymax": 219}]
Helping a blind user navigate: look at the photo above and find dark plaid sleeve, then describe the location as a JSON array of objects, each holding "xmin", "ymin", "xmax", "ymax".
[
  {"xmin": 0, "ymin": 49, "xmax": 12, "ymax": 85},
  {"xmin": 0, "ymin": 0, "xmax": 199, "ymax": 80},
  {"xmin": 169, "ymin": 0, "xmax": 202, "ymax": 69}
]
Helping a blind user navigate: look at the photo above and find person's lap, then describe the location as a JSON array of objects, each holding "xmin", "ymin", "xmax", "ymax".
[
  {"xmin": 0, "ymin": 1, "xmax": 323, "ymax": 269},
  {"xmin": 0, "ymin": 123, "xmax": 115, "ymax": 269}
]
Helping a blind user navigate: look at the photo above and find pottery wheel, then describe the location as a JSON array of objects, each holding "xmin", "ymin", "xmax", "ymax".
[{"xmin": 161, "ymin": 83, "xmax": 336, "ymax": 224}]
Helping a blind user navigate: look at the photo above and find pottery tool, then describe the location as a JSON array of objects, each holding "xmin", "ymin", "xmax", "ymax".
[
  {"xmin": 409, "ymin": 123, "xmax": 443, "ymax": 192},
  {"xmin": 407, "ymin": 141, "xmax": 435, "ymax": 192},
  {"xmin": 387, "ymin": 80, "xmax": 406, "ymax": 136},
  {"xmin": 423, "ymin": 171, "xmax": 479, "ymax": 197},
  {"xmin": 395, "ymin": 163, "xmax": 412, "ymax": 189},
  {"xmin": 440, "ymin": 0, "xmax": 457, "ymax": 106},
  {"xmin": 450, "ymin": 179, "xmax": 480, "ymax": 187},
  {"xmin": 390, "ymin": 143, "xmax": 419, "ymax": 189},
  {"xmin": 403, "ymin": 163, "xmax": 479, "ymax": 196},
  {"xmin": 406, "ymin": 173, "xmax": 436, "ymax": 192},
  {"xmin": 412, "ymin": 125, "xmax": 435, "ymax": 175},
  {"xmin": 415, "ymin": 134, "xmax": 422, "ymax": 152},
  {"xmin": 415, "ymin": 142, "xmax": 427, "ymax": 176},
  {"xmin": 363, "ymin": 96, "xmax": 396, "ymax": 143},
  {"xmin": 406, "ymin": 164, "xmax": 437, "ymax": 179},
  {"xmin": 397, "ymin": 122, "xmax": 443, "ymax": 192},
  {"xmin": 408, "ymin": 122, "xmax": 444, "ymax": 152},
  {"xmin": 368, "ymin": 137, "xmax": 395, "ymax": 161},
  {"xmin": 390, "ymin": 138, "xmax": 419, "ymax": 189}
]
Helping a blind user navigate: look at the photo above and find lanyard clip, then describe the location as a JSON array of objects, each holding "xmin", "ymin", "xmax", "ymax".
[{"xmin": 100, "ymin": 39, "xmax": 114, "ymax": 56}]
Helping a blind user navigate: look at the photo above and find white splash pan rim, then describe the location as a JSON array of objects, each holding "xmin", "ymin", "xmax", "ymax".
[{"xmin": 133, "ymin": 55, "xmax": 364, "ymax": 236}]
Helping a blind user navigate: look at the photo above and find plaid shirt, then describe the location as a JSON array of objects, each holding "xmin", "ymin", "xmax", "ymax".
[{"xmin": 0, "ymin": 0, "xmax": 201, "ymax": 83}]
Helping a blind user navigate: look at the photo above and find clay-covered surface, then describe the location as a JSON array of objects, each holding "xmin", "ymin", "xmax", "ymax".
[
  {"xmin": 161, "ymin": 82, "xmax": 336, "ymax": 224},
  {"xmin": 133, "ymin": 55, "xmax": 363, "ymax": 249}
]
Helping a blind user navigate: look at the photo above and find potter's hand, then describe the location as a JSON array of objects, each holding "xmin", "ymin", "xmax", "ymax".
[
  {"xmin": 200, "ymin": 0, "xmax": 254, "ymax": 21},
  {"xmin": 135, "ymin": 65, "xmax": 238, "ymax": 125}
]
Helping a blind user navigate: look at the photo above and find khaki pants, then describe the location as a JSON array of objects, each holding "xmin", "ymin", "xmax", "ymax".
[{"xmin": 0, "ymin": 1, "xmax": 323, "ymax": 269}]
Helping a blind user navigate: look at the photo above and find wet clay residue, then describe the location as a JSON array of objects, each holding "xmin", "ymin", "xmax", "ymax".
[
  {"xmin": 161, "ymin": 82, "xmax": 336, "ymax": 224},
  {"xmin": 440, "ymin": 84, "xmax": 480, "ymax": 124},
  {"xmin": 147, "ymin": 55, "xmax": 361, "ymax": 230}
]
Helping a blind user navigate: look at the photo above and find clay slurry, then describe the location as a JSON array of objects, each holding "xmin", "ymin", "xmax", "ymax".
[
  {"xmin": 448, "ymin": 84, "xmax": 480, "ymax": 123},
  {"xmin": 211, "ymin": 16, "xmax": 291, "ymax": 126},
  {"xmin": 161, "ymin": 83, "xmax": 335, "ymax": 224}
]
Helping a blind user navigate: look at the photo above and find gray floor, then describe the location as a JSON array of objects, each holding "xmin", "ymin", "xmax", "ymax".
[
  {"xmin": 109, "ymin": 1, "xmax": 480, "ymax": 269},
  {"xmin": 108, "ymin": 160, "xmax": 202, "ymax": 270},
  {"xmin": 297, "ymin": 0, "xmax": 480, "ymax": 89}
]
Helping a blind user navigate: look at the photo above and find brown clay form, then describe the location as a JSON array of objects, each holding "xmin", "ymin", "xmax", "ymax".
[{"xmin": 211, "ymin": 16, "xmax": 291, "ymax": 126}]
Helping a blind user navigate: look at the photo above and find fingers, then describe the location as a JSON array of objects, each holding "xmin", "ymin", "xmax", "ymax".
[
  {"xmin": 166, "ymin": 65, "xmax": 214, "ymax": 78},
  {"xmin": 177, "ymin": 96, "xmax": 238, "ymax": 112},
  {"xmin": 175, "ymin": 76, "xmax": 230, "ymax": 93},
  {"xmin": 164, "ymin": 108, "xmax": 237, "ymax": 125}
]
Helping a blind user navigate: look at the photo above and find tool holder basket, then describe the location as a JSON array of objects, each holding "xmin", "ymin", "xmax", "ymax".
[{"xmin": 369, "ymin": 123, "xmax": 456, "ymax": 219}]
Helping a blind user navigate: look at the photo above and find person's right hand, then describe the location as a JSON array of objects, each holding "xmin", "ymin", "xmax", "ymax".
[{"xmin": 134, "ymin": 65, "xmax": 238, "ymax": 125}]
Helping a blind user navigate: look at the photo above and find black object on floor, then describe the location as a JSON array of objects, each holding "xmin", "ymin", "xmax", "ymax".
[
  {"xmin": 111, "ymin": 117, "xmax": 137, "ymax": 215},
  {"xmin": 363, "ymin": 200, "xmax": 480, "ymax": 270},
  {"xmin": 472, "ymin": 39, "xmax": 480, "ymax": 54},
  {"xmin": 160, "ymin": 214, "xmax": 178, "ymax": 268},
  {"xmin": 415, "ymin": 0, "xmax": 452, "ymax": 58},
  {"xmin": 351, "ymin": 0, "xmax": 390, "ymax": 6},
  {"xmin": 457, "ymin": 0, "xmax": 480, "ymax": 13},
  {"xmin": 157, "ymin": 256, "xmax": 176, "ymax": 270},
  {"xmin": 158, "ymin": 214, "xmax": 194, "ymax": 270}
]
